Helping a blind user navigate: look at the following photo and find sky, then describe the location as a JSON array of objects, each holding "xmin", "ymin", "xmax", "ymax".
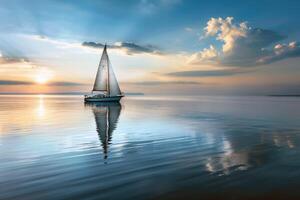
[{"xmin": 0, "ymin": 0, "xmax": 300, "ymax": 95}]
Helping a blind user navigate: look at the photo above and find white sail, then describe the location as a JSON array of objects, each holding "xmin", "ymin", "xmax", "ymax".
[
  {"xmin": 92, "ymin": 45, "xmax": 122, "ymax": 96},
  {"xmin": 108, "ymin": 59, "xmax": 122, "ymax": 96},
  {"xmin": 93, "ymin": 45, "xmax": 109, "ymax": 92}
]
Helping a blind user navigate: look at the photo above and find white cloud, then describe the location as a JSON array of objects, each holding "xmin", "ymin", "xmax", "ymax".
[
  {"xmin": 184, "ymin": 27, "xmax": 193, "ymax": 32},
  {"xmin": 274, "ymin": 41, "xmax": 297, "ymax": 55},
  {"xmin": 191, "ymin": 17, "xmax": 300, "ymax": 67},
  {"xmin": 138, "ymin": 0, "xmax": 181, "ymax": 14},
  {"xmin": 189, "ymin": 45, "xmax": 218, "ymax": 64},
  {"xmin": 23, "ymin": 34, "xmax": 84, "ymax": 50},
  {"xmin": 257, "ymin": 41, "xmax": 300, "ymax": 64},
  {"xmin": 204, "ymin": 17, "xmax": 248, "ymax": 53},
  {"xmin": 0, "ymin": 50, "xmax": 30, "ymax": 64}
]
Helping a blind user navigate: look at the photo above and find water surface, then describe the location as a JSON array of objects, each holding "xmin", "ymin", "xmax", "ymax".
[{"xmin": 1, "ymin": 95, "xmax": 300, "ymax": 200}]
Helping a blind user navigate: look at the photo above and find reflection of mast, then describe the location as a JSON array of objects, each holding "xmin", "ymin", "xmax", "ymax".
[{"xmin": 87, "ymin": 102, "xmax": 121, "ymax": 159}]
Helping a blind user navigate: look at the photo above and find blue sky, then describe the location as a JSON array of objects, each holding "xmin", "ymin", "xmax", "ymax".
[
  {"xmin": 0, "ymin": 0, "xmax": 300, "ymax": 94},
  {"xmin": 2, "ymin": 0, "xmax": 299, "ymax": 47}
]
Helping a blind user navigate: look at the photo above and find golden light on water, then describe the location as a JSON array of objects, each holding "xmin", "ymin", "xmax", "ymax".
[{"xmin": 36, "ymin": 95, "xmax": 45, "ymax": 118}]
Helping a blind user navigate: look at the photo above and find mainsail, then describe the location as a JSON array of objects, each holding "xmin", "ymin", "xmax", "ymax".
[
  {"xmin": 92, "ymin": 45, "xmax": 122, "ymax": 96},
  {"xmin": 93, "ymin": 45, "xmax": 109, "ymax": 92}
]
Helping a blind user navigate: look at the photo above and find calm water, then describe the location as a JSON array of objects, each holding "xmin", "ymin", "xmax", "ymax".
[{"xmin": 1, "ymin": 95, "xmax": 300, "ymax": 200}]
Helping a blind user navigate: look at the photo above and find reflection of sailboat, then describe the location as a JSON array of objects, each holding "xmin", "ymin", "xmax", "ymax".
[
  {"xmin": 84, "ymin": 44, "xmax": 124, "ymax": 102},
  {"xmin": 87, "ymin": 102, "xmax": 122, "ymax": 159}
]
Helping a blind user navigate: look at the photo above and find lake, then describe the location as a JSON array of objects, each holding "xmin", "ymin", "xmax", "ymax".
[{"xmin": 1, "ymin": 95, "xmax": 300, "ymax": 200}]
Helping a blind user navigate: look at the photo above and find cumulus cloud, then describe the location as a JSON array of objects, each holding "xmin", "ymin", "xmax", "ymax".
[
  {"xmin": 191, "ymin": 17, "xmax": 300, "ymax": 67},
  {"xmin": 82, "ymin": 41, "xmax": 162, "ymax": 55},
  {"xmin": 189, "ymin": 45, "xmax": 218, "ymax": 64},
  {"xmin": 204, "ymin": 17, "xmax": 248, "ymax": 53}
]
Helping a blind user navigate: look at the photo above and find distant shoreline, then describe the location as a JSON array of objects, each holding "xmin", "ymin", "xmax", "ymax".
[
  {"xmin": 0, "ymin": 92, "xmax": 144, "ymax": 96},
  {"xmin": 268, "ymin": 95, "xmax": 300, "ymax": 97}
]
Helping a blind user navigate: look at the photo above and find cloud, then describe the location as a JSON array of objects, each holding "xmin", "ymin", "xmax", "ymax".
[
  {"xmin": 25, "ymin": 34, "xmax": 83, "ymax": 50},
  {"xmin": 204, "ymin": 17, "xmax": 249, "ymax": 53},
  {"xmin": 47, "ymin": 81, "xmax": 87, "ymax": 86},
  {"xmin": 191, "ymin": 17, "xmax": 300, "ymax": 67},
  {"xmin": 166, "ymin": 69, "xmax": 250, "ymax": 77},
  {"xmin": 82, "ymin": 41, "xmax": 162, "ymax": 55},
  {"xmin": 124, "ymin": 81, "xmax": 202, "ymax": 85},
  {"xmin": 0, "ymin": 80, "xmax": 86, "ymax": 86},
  {"xmin": 138, "ymin": 0, "xmax": 181, "ymax": 14},
  {"xmin": 184, "ymin": 27, "xmax": 194, "ymax": 32},
  {"xmin": 189, "ymin": 45, "xmax": 218, "ymax": 64},
  {"xmin": 257, "ymin": 41, "xmax": 300, "ymax": 64},
  {"xmin": 0, "ymin": 80, "xmax": 33, "ymax": 85},
  {"xmin": 0, "ymin": 51, "xmax": 30, "ymax": 64}
]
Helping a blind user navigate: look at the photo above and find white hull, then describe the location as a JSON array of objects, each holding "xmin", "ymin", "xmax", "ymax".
[{"xmin": 84, "ymin": 95, "xmax": 123, "ymax": 102}]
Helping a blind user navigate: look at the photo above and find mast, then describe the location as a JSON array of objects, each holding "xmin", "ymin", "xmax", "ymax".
[{"xmin": 106, "ymin": 44, "xmax": 110, "ymax": 96}]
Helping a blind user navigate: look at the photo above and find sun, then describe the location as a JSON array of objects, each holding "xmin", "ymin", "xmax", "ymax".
[{"xmin": 35, "ymin": 73, "xmax": 51, "ymax": 84}]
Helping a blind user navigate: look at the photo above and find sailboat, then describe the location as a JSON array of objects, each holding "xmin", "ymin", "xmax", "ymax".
[{"xmin": 84, "ymin": 44, "xmax": 124, "ymax": 102}]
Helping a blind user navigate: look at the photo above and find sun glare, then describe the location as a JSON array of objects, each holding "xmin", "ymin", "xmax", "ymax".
[
  {"xmin": 35, "ymin": 74, "xmax": 50, "ymax": 84},
  {"xmin": 34, "ymin": 69, "xmax": 53, "ymax": 84}
]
